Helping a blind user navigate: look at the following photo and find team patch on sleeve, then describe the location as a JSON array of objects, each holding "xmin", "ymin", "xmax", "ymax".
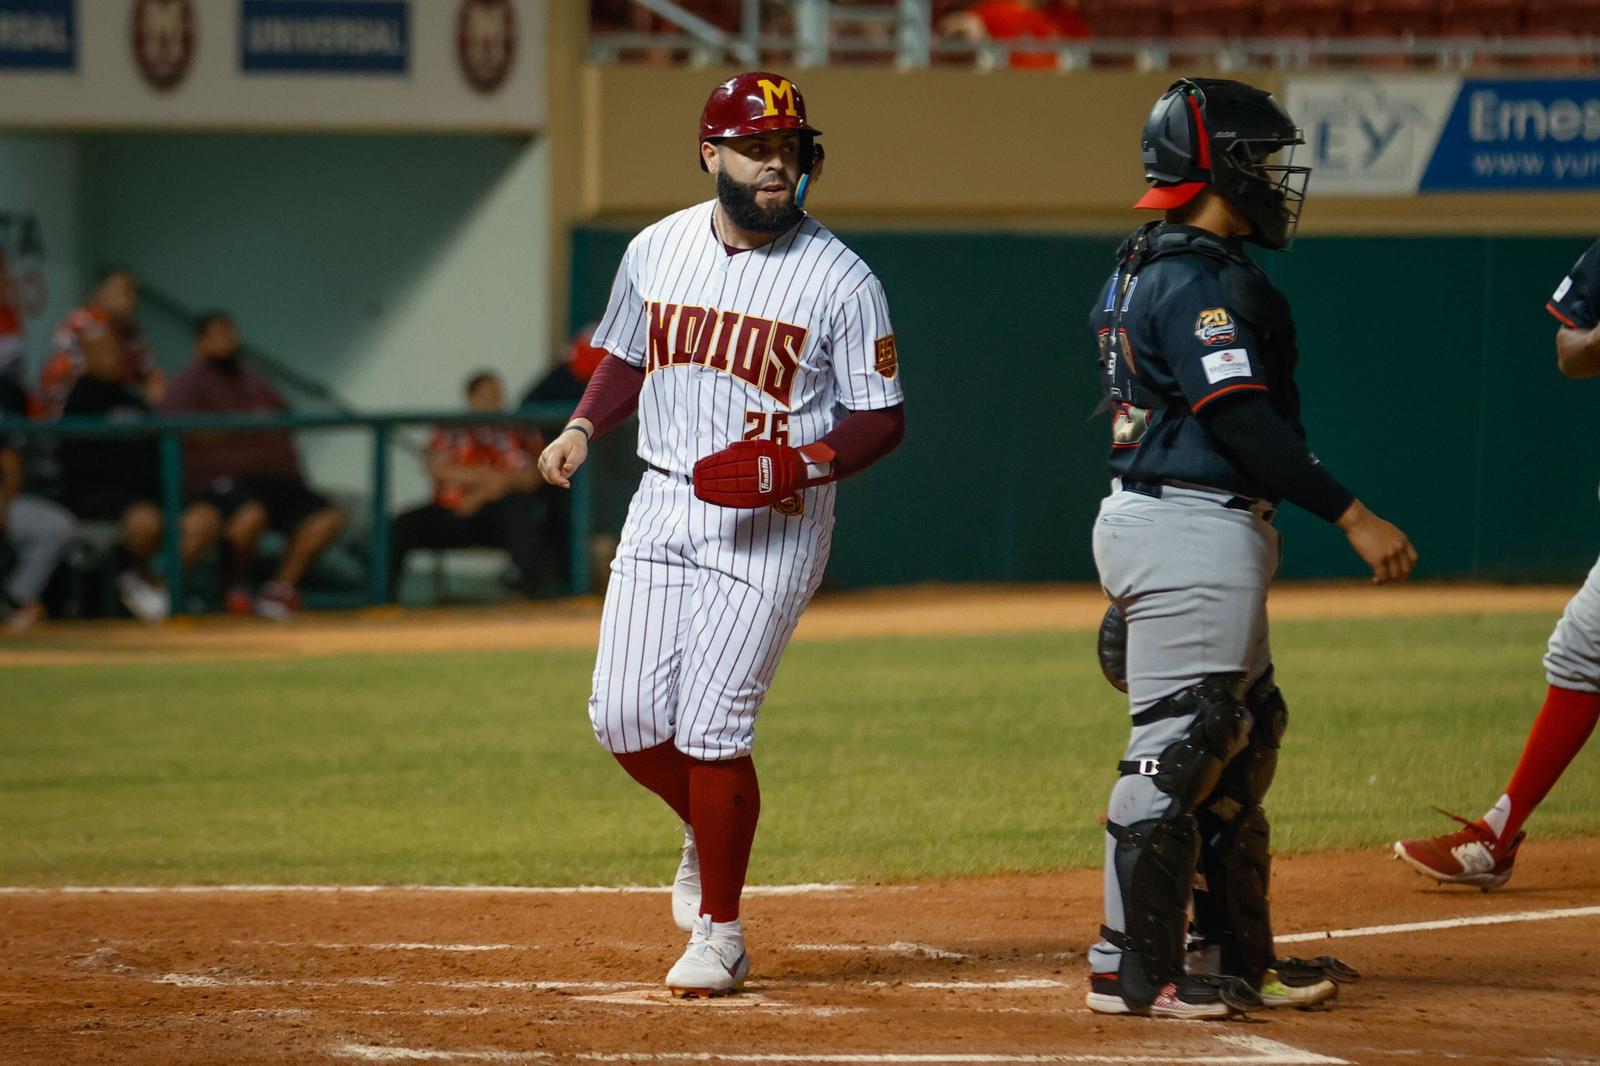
[
  {"xmin": 1200, "ymin": 348, "xmax": 1253, "ymax": 384},
  {"xmin": 874, "ymin": 334, "xmax": 899, "ymax": 379},
  {"xmin": 1193, "ymin": 307, "xmax": 1238, "ymax": 347}
]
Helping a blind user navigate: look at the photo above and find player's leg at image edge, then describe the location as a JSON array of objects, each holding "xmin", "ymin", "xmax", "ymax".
[{"xmin": 1395, "ymin": 683, "xmax": 1600, "ymax": 891}]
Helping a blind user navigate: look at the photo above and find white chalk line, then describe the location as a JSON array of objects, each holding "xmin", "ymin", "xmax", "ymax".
[
  {"xmin": 1277, "ymin": 905, "xmax": 1600, "ymax": 944},
  {"xmin": 230, "ymin": 940, "xmax": 533, "ymax": 953},
  {"xmin": 150, "ymin": 972, "xmax": 1077, "ymax": 995},
  {"xmin": 329, "ymin": 1034, "xmax": 1348, "ymax": 1064},
  {"xmin": 0, "ymin": 882, "xmax": 856, "ymax": 896},
  {"xmin": 791, "ymin": 942, "xmax": 968, "ymax": 960}
]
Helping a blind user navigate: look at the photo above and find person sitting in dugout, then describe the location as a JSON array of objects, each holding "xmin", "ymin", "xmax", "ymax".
[{"xmin": 160, "ymin": 311, "xmax": 347, "ymax": 620}]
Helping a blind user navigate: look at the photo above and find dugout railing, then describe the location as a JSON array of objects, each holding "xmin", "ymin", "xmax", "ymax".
[{"xmin": 0, "ymin": 406, "xmax": 588, "ymax": 616}]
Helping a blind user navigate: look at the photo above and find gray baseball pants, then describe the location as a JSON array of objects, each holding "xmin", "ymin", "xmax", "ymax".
[{"xmin": 1086, "ymin": 481, "xmax": 1279, "ymax": 976}]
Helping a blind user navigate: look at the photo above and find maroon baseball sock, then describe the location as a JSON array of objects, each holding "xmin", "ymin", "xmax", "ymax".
[
  {"xmin": 689, "ymin": 756, "xmax": 761, "ymax": 923},
  {"xmin": 613, "ymin": 742, "xmax": 692, "ymax": 824},
  {"xmin": 1484, "ymin": 684, "xmax": 1600, "ymax": 842}
]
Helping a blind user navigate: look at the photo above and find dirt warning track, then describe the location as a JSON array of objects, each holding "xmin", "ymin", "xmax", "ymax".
[
  {"xmin": 0, "ymin": 582, "xmax": 1576, "ymax": 667},
  {"xmin": 5, "ymin": 839, "xmax": 1600, "ymax": 1065}
]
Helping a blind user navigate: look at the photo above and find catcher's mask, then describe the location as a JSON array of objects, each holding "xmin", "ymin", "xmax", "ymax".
[
  {"xmin": 1135, "ymin": 78, "xmax": 1310, "ymax": 250},
  {"xmin": 698, "ymin": 70, "xmax": 824, "ymax": 208}
]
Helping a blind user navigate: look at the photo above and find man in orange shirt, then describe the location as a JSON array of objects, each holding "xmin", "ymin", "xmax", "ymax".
[
  {"xmin": 38, "ymin": 266, "xmax": 164, "ymax": 420},
  {"xmin": 388, "ymin": 370, "xmax": 548, "ymax": 600}
]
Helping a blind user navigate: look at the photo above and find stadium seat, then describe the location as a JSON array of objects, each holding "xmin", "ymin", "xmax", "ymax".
[
  {"xmin": 1348, "ymin": 0, "xmax": 1443, "ymax": 37},
  {"xmin": 1440, "ymin": 0, "xmax": 1527, "ymax": 36},
  {"xmin": 1262, "ymin": 0, "xmax": 1351, "ymax": 36},
  {"xmin": 1524, "ymin": 0, "xmax": 1600, "ymax": 34},
  {"xmin": 1168, "ymin": 0, "xmax": 1263, "ymax": 38},
  {"xmin": 1080, "ymin": 0, "xmax": 1172, "ymax": 37}
]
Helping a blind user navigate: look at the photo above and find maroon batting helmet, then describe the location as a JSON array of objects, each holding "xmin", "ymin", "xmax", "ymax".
[{"xmin": 697, "ymin": 71, "xmax": 822, "ymax": 171}]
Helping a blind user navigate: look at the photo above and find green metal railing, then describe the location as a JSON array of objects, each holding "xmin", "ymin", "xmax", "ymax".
[{"xmin": 0, "ymin": 406, "xmax": 588, "ymax": 614}]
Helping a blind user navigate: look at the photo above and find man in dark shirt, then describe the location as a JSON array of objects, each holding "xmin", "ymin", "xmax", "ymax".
[
  {"xmin": 1084, "ymin": 79, "xmax": 1415, "ymax": 1021},
  {"xmin": 161, "ymin": 311, "xmax": 347, "ymax": 620},
  {"xmin": 1, "ymin": 362, "xmax": 76, "ymax": 631},
  {"xmin": 59, "ymin": 340, "xmax": 219, "ymax": 622}
]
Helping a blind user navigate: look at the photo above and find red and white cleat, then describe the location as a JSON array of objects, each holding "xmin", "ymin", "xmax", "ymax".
[{"xmin": 1394, "ymin": 808, "xmax": 1525, "ymax": 891}]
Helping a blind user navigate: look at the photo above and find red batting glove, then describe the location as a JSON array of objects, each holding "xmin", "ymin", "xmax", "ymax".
[{"xmin": 692, "ymin": 439, "xmax": 837, "ymax": 508}]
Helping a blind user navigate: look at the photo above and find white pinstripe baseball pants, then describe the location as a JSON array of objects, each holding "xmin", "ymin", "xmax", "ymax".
[{"xmin": 589, "ymin": 470, "xmax": 834, "ymax": 762}]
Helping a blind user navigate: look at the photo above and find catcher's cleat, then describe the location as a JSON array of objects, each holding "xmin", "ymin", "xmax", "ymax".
[
  {"xmin": 666, "ymin": 915, "xmax": 750, "ymax": 998},
  {"xmin": 1259, "ymin": 967, "xmax": 1337, "ymax": 1009},
  {"xmin": 1394, "ymin": 808, "xmax": 1525, "ymax": 891},
  {"xmin": 1086, "ymin": 972, "xmax": 1260, "ymax": 1019}
]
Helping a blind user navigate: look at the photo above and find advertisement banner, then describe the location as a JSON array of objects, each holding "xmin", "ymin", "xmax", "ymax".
[
  {"xmin": 0, "ymin": 0, "xmax": 74, "ymax": 71},
  {"xmin": 240, "ymin": 0, "xmax": 408, "ymax": 74},
  {"xmin": 1288, "ymin": 75, "xmax": 1600, "ymax": 195}
]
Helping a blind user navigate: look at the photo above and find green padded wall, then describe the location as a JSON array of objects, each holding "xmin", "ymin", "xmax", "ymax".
[{"xmin": 572, "ymin": 227, "xmax": 1598, "ymax": 587}]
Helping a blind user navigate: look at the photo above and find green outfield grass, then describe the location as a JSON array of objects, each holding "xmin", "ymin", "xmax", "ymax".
[{"xmin": 4, "ymin": 611, "xmax": 1596, "ymax": 886}]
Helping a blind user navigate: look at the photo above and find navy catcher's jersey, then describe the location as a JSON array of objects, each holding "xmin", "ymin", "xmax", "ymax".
[
  {"xmin": 1089, "ymin": 224, "xmax": 1307, "ymax": 499},
  {"xmin": 1548, "ymin": 239, "xmax": 1600, "ymax": 330}
]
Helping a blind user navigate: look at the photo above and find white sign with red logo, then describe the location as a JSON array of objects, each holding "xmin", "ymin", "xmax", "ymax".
[{"xmin": 1201, "ymin": 348, "xmax": 1253, "ymax": 385}]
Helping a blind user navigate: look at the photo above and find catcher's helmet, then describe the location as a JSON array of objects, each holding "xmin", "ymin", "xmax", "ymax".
[
  {"xmin": 1135, "ymin": 78, "xmax": 1310, "ymax": 250},
  {"xmin": 697, "ymin": 71, "xmax": 822, "ymax": 172}
]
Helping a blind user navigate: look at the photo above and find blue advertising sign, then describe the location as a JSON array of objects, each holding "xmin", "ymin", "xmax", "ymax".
[
  {"xmin": 0, "ymin": 0, "xmax": 75, "ymax": 71},
  {"xmin": 240, "ymin": 0, "xmax": 408, "ymax": 74},
  {"xmin": 1422, "ymin": 79, "xmax": 1600, "ymax": 190}
]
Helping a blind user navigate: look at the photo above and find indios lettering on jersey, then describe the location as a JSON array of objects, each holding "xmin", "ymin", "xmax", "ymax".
[{"xmin": 645, "ymin": 300, "xmax": 806, "ymax": 407}]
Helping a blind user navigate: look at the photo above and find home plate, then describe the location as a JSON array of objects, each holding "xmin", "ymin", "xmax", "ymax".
[{"xmin": 572, "ymin": 989, "xmax": 779, "ymax": 1009}]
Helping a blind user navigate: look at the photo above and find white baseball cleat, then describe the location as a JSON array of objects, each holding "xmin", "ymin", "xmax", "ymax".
[
  {"xmin": 666, "ymin": 914, "xmax": 750, "ymax": 998},
  {"xmin": 672, "ymin": 823, "xmax": 700, "ymax": 933}
]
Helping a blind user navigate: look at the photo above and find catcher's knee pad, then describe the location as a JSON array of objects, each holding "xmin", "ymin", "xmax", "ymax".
[
  {"xmin": 1120, "ymin": 674, "xmax": 1252, "ymax": 809},
  {"xmin": 1194, "ymin": 802, "xmax": 1274, "ymax": 988},
  {"xmin": 1097, "ymin": 602, "xmax": 1129, "ymax": 693},
  {"xmin": 1205, "ymin": 666, "xmax": 1289, "ymax": 818},
  {"xmin": 1102, "ymin": 810, "xmax": 1201, "ymax": 1006}
]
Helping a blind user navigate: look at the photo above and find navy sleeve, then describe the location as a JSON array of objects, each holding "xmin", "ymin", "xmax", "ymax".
[
  {"xmin": 1548, "ymin": 240, "xmax": 1600, "ymax": 330},
  {"xmin": 1149, "ymin": 278, "xmax": 1270, "ymax": 414}
]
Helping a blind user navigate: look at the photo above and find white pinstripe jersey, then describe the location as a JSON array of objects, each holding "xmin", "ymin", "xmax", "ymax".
[{"xmin": 591, "ymin": 200, "xmax": 904, "ymax": 476}]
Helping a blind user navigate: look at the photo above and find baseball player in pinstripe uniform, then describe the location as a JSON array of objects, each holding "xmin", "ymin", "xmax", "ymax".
[{"xmin": 538, "ymin": 71, "xmax": 907, "ymax": 997}]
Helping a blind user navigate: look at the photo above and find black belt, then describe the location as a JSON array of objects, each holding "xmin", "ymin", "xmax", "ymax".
[
  {"xmin": 1120, "ymin": 478, "xmax": 1273, "ymax": 518},
  {"xmin": 649, "ymin": 462, "xmax": 691, "ymax": 484}
]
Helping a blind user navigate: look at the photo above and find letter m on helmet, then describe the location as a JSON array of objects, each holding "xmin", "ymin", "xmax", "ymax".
[{"xmin": 757, "ymin": 78, "xmax": 798, "ymax": 118}]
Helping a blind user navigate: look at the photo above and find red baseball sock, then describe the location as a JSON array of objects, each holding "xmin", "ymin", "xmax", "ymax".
[
  {"xmin": 613, "ymin": 742, "xmax": 692, "ymax": 824},
  {"xmin": 1484, "ymin": 684, "xmax": 1600, "ymax": 842},
  {"xmin": 689, "ymin": 756, "xmax": 761, "ymax": 923}
]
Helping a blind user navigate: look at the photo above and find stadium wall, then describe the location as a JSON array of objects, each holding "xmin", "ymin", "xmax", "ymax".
[
  {"xmin": 572, "ymin": 225, "xmax": 1599, "ymax": 586},
  {"xmin": 62, "ymin": 132, "xmax": 552, "ymax": 505}
]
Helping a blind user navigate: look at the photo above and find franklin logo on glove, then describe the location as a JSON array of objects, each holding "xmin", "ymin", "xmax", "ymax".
[{"xmin": 758, "ymin": 455, "xmax": 773, "ymax": 494}]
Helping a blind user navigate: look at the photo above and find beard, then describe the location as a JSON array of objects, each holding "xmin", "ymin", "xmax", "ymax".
[{"xmin": 716, "ymin": 169, "xmax": 803, "ymax": 236}]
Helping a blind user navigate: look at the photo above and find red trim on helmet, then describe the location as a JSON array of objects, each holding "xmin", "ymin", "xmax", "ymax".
[
  {"xmin": 1134, "ymin": 181, "xmax": 1207, "ymax": 210},
  {"xmin": 1187, "ymin": 93, "xmax": 1211, "ymax": 170}
]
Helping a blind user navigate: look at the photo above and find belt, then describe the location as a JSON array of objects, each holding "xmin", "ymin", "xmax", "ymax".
[
  {"xmin": 648, "ymin": 462, "xmax": 691, "ymax": 484},
  {"xmin": 1119, "ymin": 478, "xmax": 1275, "ymax": 520}
]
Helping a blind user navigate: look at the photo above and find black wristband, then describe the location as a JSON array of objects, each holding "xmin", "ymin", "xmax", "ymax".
[{"xmin": 563, "ymin": 422, "xmax": 592, "ymax": 441}]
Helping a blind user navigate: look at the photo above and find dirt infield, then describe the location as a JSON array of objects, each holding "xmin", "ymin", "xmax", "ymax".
[
  {"xmin": 4, "ymin": 838, "xmax": 1600, "ymax": 1065},
  {"xmin": 0, "ymin": 582, "xmax": 1577, "ymax": 667}
]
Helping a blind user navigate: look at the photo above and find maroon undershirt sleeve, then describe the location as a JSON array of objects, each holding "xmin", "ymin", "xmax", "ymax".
[
  {"xmin": 814, "ymin": 404, "xmax": 906, "ymax": 480},
  {"xmin": 570, "ymin": 354, "xmax": 645, "ymax": 440}
]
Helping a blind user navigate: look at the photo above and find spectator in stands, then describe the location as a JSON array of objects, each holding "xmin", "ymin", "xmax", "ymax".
[
  {"xmin": 940, "ymin": 0, "xmax": 1089, "ymax": 69},
  {"xmin": 38, "ymin": 265, "xmax": 164, "ymax": 420},
  {"xmin": 389, "ymin": 370, "xmax": 550, "ymax": 601},
  {"xmin": 1, "ymin": 351, "xmax": 75, "ymax": 632},
  {"xmin": 59, "ymin": 336, "xmax": 220, "ymax": 623},
  {"xmin": 161, "ymin": 311, "xmax": 346, "ymax": 620}
]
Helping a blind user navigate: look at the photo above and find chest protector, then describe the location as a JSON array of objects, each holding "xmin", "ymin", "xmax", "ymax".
[{"xmin": 1097, "ymin": 223, "xmax": 1293, "ymax": 434}]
